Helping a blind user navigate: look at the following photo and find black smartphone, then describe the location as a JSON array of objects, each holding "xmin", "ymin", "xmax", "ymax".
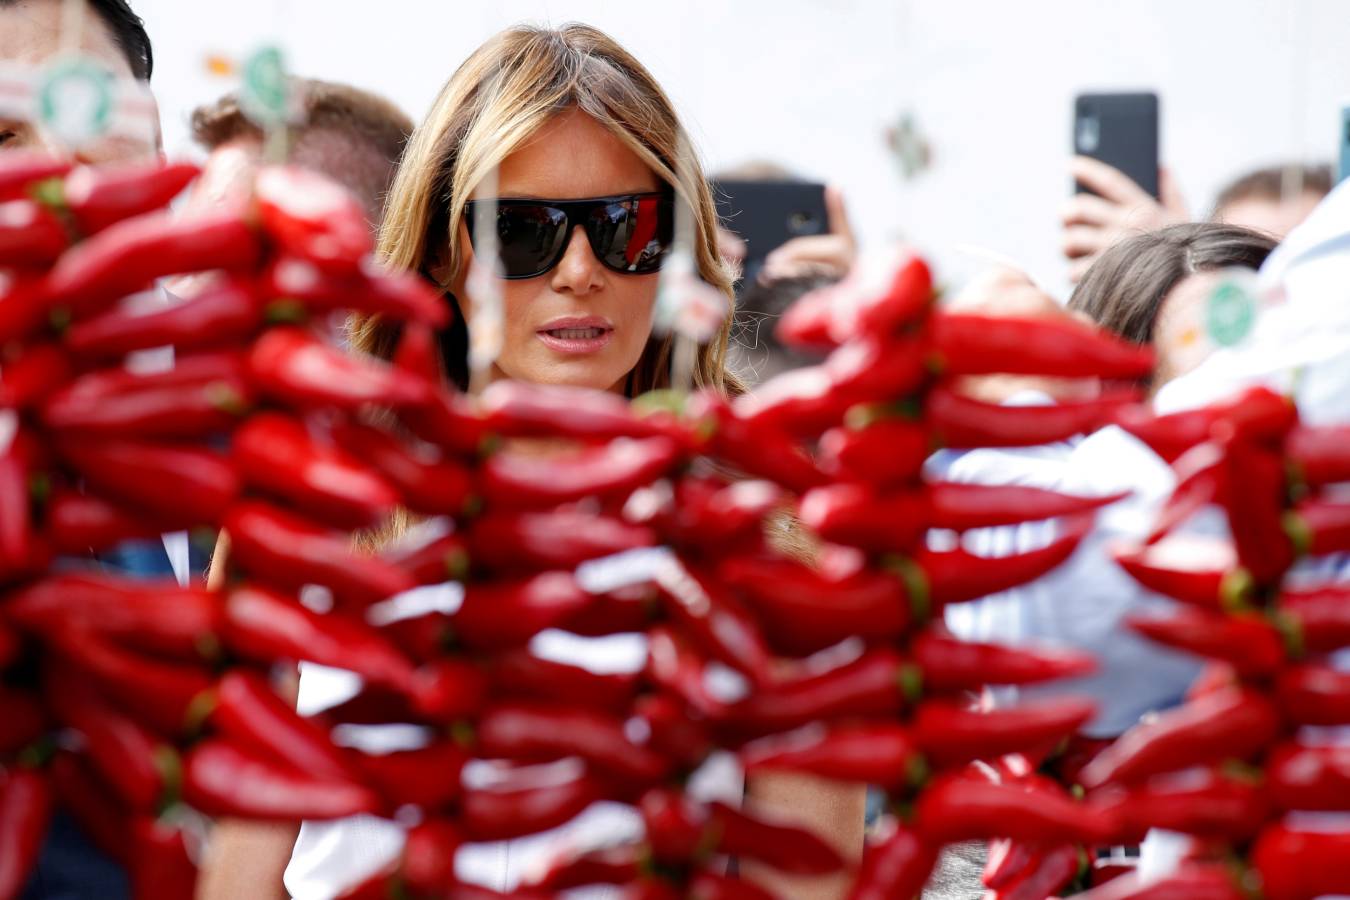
[
  {"xmin": 1074, "ymin": 92, "xmax": 1160, "ymax": 199},
  {"xmin": 712, "ymin": 179, "xmax": 829, "ymax": 274}
]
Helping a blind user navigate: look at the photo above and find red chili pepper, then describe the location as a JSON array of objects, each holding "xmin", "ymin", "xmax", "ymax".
[
  {"xmin": 1274, "ymin": 662, "xmax": 1350, "ymax": 726},
  {"xmin": 912, "ymin": 630, "xmax": 1096, "ymax": 692},
  {"xmin": 42, "ymin": 489, "xmax": 175, "ymax": 554},
  {"xmin": 466, "ymin": 509, "xmax": 656, "ymax": 574},
  {"xmin": 481, "ymin": 379, "xmax": 683, "ymax": 443},
  {"xmin": 254, "ymin": 165, "xmax": 373, "ymax": 273},
  {"xmin": 0, "ymin": 446, "xmax": 39, "ymax": 580},
  {"xmin": 43, "ymin": 162, "xmax": 200, "ymax": 235},
  {"xmin": 221, "ymin": 582, "xmax": 419, "ymax": 696},
  {"xmin": 44, "ymin": 209, "xmax": 261, "ymax": 320},
  {"xmin": 524, "ymin": 844, "xmax": 643, "ymax": 891},
  {"xmin": 992, "ymin": 843, "xmax": 1082, "ymax": 900},
  {"xmin": 54, "ymin": 628, "xmax": 214, "ymax": 736},
  {"xmin": 1078, "ymin": 688, "xmax": 1281, "ymax": 789},
  {"xmin": 924, "ymin": 385, "xmax": 1137, "ymax": 448},
  {"xmin": 224, "ymin": 501, "xmax": 416, "ymax": 610},
  {"xmin": 685, "ymin": 391, "xmax": 827, "ymax": 494},
  {"xmin": 55, "ymin": 348, "xmax": 246, "ymax": 399},
  {"xmin": 6, "ymin": 573, "xmax": 219, "ymax": 661},
  {"xmin": 261, "ymin": 255, "xmax": 449, "ymax": 326},
  {"xmin": 659, "ymin": 477, "xmax": 782, "ymax": 559},
  {"xmin": 819, "ymin": 415, "xmax": 931, "ymax": 488},
  {"xmin": 833, "ymin": 254, "xmax": 935, "ymax": 341},
  {"xmin": 0, "ymin": 198, "xmax": 69, "ymax": 267},
  {"xmin": 58, "ymin": 438, "xmax": 240, "ymax": 524},
  {"xmin": 733, "ymin": 365, "xmax": 862, "ymax": 437},
  {"xmin": 931, "ymin": 481, "xmax": 1127, "ymax": 531},
  {"xmin": 392, "ymin": 319, "xmax": 443, "ymax": 384},
  {"xmin": 0, "ymin": 153, "xmax": 71, "ymax": 200},
  {"xmin": 474, "ymin": 701, "xmax": 672, "ymax": 787},
  {"xmin": 233, "ymin": 413, "xmax": 400, "ymax": 529},
  {"xmin": 798, "ymin": 483, "xmax": 926, "ymax": 552},
  {"xmin": 561, "ymin": 584, "xmax": 656, "ymax": 638},
  {"xmin": 929, "ymin": 312, "xmax": 1155, "ymax": 379},
  {"xmin": 740, "ymin": 722, "xmax": 924, "ymax": 788},
  {"xmin": 634, "ymin": 692, "xmax": 716, "ymax": 771},
  {"xmin": 823, "ymin": 333, "xmax": 928, "ymax": 401},
  {"xmin": 0, "ymin": 767, "xmax": 54, "ymax": 900},
  {"xmin": 322, "ymin": 659, "xmax": 486, "ymax": 726},
  {"xmin": 0, "ymin": 687, "xmax": 47, "ymax": 755},
  {"xmin": 1276, "ymin": 583, "xmax": 1350, "ymax": 653},
  {"xmin": 1146, "ymin": 441, "xmax": 1225, "ymax": 544},
  {"xmin": 913, "ymin": 696, "xmax": 1096, "ymax": 767},
  {"xmin": 330, "ymin": 420, "xmax": 476, "ymax": 518},
  {"xmin": 915, "ymin": 772, "xmax": 1116, "ymax": 846},
  {"xmin": 64, "ymin": 276, "xmax": 264, "ymax": 359},
  {"xmin": 1073, "ymin": 865, "xmax": 1245, "ymax": 899},
  {"xmin": 128, "ymin": 815, "xmax": 198, "ymax": 900},
  {"xmin": 895, "ymin": 515, "xmax": 1091, "ymax": 617},
  {"xmin": 983, "ymin": 838, "xmax": 1039, "ymax": 891},
  {"xmin": 209, "ymin": 669, "xmax": 361, "ymax": 783},
  {"xmin": 247, "ymin": 326, "xmax": 432, "ymax": 412},
  {"xmin": 389, "ymin": 530, "xmax": 471, "ymax": 586},
  {"xmin": 775, "ymin": 281, "xmax": 838, "ymax": 351},
  {"xmin": 0, "ymin": 621, "xmax": 19, "ymax": 669},
  {"xmin": 49, "ymin": 750, "xmax": 131, "ymax": 864},
  {"xmin": 480, "ymin": 436, "xmax": 682, "ymax": 509},
  {"xmin": 1252, "ymin": 822, "xmax": 1350, "ymax": 900},
  {"xmin": 398, "ymin": 388, "xmax": 491, "ymax": 458},
  {"xmin": 183, "ymin": 737, "xmax": 381, "ymax": 821},
  {"xmin": 1286, "ymin": 422, "xmax": 1350, "ymax": 488},
  {"xmin": 1111, "ymin": 543, "xmax": 1254, "ymax": 611},
  {"xmin": 644, "ymin": 626, "xmax": 729, "ymax": 720},
  {"xmin": 0, "ymin": 341, "xmax": 73, "ymax": 410},
  {"xmin": 487, "ymin": 648, "xmax": 640, "ymax": 714},
  {"xmin": 353, "ymin": 741, "xmax": 468, "ymax": 812},
  {"xmin": 450, "ymin": 571, "xmax": 595, "ymax": 650},
  {"xmin": 0, "ymin": 273, "xmax": 49, "ymax": 346},
  {"xmin": 723, "ymin": 648, "xmax": 907, "ymax": 736},
  {"xmin": 1220, "ymin": 437, "xmax": 1293, "ymax": 586},
  {"xmin": 1127, "ymin": 608, "xmax": 1287, "ymax": 678},
  {"xmin": 846, "ymin": 824, "xmax": 939, "ymax": 900},
  {"xmin": 45, "ymin": 670, "xmax": 175, "ymax": 812},
  {"xmin": 718, "ymin": 553, "xmax": 909, "ymax": 654},
  {"xmin": 399, "ymin": 817, "xmax": 464, "ymax": 896},
  {"xmin": 1088, "ymin": 767, "xmax": 1269, "ymax": 843},
  {"xmin": 656, "ymin": 564, "xmax": 775, "ymax": 687},
  {"xmin": 458, "ymin": 767, "xmax": 603, "ymax": 842},
  {"xmin": 42, "ymin": 371, "xmax": 253, "ymax": 440},
  {"xmin": 1265, "ymin": 741, "xmax": 1350, "ymax": 811},
  {"xmin": 1284, "ymin": 496, "xmax": 1350, "ymax": 559},
  {"xmin": 689, "ymin": 871, "xmax": 785, "ymax": 900}
]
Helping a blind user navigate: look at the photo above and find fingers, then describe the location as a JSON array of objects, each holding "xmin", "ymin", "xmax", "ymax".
[
  {"xmin": 763, "ymin": 235, "xmax": 853, "ymax": 281},
  {"xmin": 1067, "ymin": 257, "xmax": 1096, "ymax": 284},
  {"xmin": 823, "ymin": 185, "xmax": 855, "ymax": 244},
  {"xmin": 1059, "ymin": 192, "xmax": 1121, "ymax": 227},
  {"xmin": 1062, "ymin": 225, "xmax": 1110, "ymax": 260},
  {"xmin": 1070, "ymin": 155, "xmax": 1153, "ymax": 205},
  {"xmin": 1158, "ymin": 166, "xmax": 1190, "ymax": 220}
]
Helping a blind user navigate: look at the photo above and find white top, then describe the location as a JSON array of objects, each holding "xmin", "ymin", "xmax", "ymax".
[{"xmin": 285, "ymin": 542, "xmax": 743, "ymax": 900}]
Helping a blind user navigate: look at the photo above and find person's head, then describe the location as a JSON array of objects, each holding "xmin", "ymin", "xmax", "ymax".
[
  {"xmin": 1068, "ymin": 223, "xmax": 1277, "ymax": 389},
  {"xmin": 189, "ymin": 79, "xmax": 413, "ymax": 229},
  {"xmin": 1212, "ymin": 164, "xmax": 1332, "ymax": 241},
  {"xmin": 355, "ymin": 23, "xmax": 737, "ymax": 396},
  {"xmin": 0, "ymin": 0, "xmax": 157, "ymax": 162},
  {"xmin": 729, "ymin": 272, "xmax": 836, "ymax": 384}
]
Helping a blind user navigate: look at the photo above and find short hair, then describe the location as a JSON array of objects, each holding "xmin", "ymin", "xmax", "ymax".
[
  {"xmin": 1068, "ymin": 223, "xmax": 1276, "ymax": 352},
  {"xmin": 0, "ymin": 0, "xmax": 154, "ymax": 80},
  {"xmin": 1212, "ymin": 163, "xmax": 1334, "ymax": 217}
]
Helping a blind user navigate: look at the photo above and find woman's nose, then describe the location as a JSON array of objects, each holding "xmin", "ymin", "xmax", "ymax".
[{"xmin": 550, "ymin": 224, "xmax": 605, "ymax": 294}]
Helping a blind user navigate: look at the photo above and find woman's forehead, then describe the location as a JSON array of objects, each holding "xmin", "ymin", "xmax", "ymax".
[{"xmin": 485, "ymin": 109, "xmax": 659, "ymax": 201}]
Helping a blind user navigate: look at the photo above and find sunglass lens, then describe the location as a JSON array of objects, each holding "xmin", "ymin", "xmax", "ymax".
[
  {"xmin": 481, "ymin": 205, "xmax": 568, "ymax": 278},
  {"xmin": 590, "ymin": 197, "xmax": 674, "ymax": 274}
]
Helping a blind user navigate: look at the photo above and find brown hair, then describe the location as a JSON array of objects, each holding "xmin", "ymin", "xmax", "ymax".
[
  {"xmin": 191, "ymin": 78, "xmax": 413, "ymax": 221},
  {"xmin": 1212, "ymin": 163, "xmax": 1334, "ymax": 218},
  {"xmin": 1067, "ymin": 223, "xmax": 1276, "ymax": 373},
  {"xmin": 349, "ymin": 23, "xmax": 741, "ymax": 398}
]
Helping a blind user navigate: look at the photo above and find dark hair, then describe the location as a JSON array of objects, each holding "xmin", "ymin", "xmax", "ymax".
[
  {"xmin": 1213, "ymin": 163, "xmax": 1333, "ymax": 218},
  {"xmin": 1068, "ymin": 223, "xmax": 1276, "ymax": 350},
  {"xmin": 0, "ymin": 0, "xmax": 153, "ymax": 80}
]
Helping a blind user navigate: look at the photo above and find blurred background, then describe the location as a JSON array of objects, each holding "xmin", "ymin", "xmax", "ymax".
[{"xmin": 136, "ymin": 0, "xmax": 1350, "ymax": 294}]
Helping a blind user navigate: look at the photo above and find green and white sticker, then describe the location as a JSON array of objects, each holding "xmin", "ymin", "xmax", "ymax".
[
  {"xmin": 37, "ymin": 57, "xmax": 113, "ymax": 147},
  {"xmin": 239, "ymin": 45, "xmax": 291, "ymax": 128},
  {"xmin": 1206, "ymin": 276, "xmax": 1258, "ymax": 347}
]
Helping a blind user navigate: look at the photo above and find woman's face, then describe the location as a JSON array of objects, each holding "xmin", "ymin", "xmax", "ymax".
[{"xmin": 449, "ymin": 108, "xmax": 662, "ymax": 392}]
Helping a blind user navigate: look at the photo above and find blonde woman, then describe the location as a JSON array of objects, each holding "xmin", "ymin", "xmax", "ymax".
[{"xmin": 196, "ymin": 23, "xmax": 864, "ymax": 900}]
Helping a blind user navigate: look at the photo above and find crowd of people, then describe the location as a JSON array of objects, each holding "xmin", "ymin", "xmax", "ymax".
[{"xmin": 2, "ymin": 1, "xmax": 1346, "ymax": 899}]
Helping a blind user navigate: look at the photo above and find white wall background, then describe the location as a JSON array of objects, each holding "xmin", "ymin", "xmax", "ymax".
[{"xmin": 134, "ymin": 0, "xmax": 1350, "ymax": 295}]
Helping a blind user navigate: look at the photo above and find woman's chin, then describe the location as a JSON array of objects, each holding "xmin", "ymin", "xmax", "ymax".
[{"xmin": 497, "ymin": 357, "xmax": 632, "ymax": 393}]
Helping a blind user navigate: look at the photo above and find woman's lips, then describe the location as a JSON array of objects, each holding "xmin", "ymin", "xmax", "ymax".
[{"xmin": 536, "ymin": 322, "xmax": 614, "ymax": 354}]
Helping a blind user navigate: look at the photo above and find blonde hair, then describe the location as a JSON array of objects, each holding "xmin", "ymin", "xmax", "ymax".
[{"xmin": 349, "ymin": 23, "xmax": 741, "ymax": 397}]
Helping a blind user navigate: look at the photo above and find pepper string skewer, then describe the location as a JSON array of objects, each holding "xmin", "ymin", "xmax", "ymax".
[{"xmin": 0, "ymin": 153, "xmax": 1175, "ymax": 900}]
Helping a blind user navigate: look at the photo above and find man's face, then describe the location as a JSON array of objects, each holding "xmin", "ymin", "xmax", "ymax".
[{"xmin": 0, "ymin": 0, "xmax": 159, "ymax": 163}]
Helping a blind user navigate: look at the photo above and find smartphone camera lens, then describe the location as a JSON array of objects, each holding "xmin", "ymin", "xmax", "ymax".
[
  {"xmin": 788, "ymin": 210, "xmax": 820, "ymax": 235},
  {"xmin": 1077, "ymin": 113, "xmax": 1101, "ymax": 153}
]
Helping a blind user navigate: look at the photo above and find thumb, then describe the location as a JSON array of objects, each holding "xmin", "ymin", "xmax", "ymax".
[
  {"xmin": 1159, "ymin": 167, "xmax": 1189, "ymax": 221},
  {"xmin": 824, "ymin": 185, "xmax": 855, "ymax": 243}
]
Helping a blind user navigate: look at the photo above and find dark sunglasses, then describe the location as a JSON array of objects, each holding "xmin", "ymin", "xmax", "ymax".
[{"xmin": 463, "ymin": 193, "xmax": 676, "ymax": 279}]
